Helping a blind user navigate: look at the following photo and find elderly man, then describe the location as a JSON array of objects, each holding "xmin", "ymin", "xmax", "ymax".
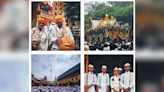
[
  {"xmin": 84, "ymin": 64, "xmax": 97, "ymax": 92},
  {"xmin": 110, "ymin": 67, "xmax": 121, "ymax": 92},
  {"xmin": 32, "ymin": 18, "xmax": 48, "ymax": 50},
  {"xmin": 50, "ymin": 15, "xmax": 75, "ymax": 50},
  {"xmin": 121, "ymin": 63, "xmax": 133, "ymax": 92},
  {"xmin": 97, "ymin": 65, "xmax": 110, "ymax": 92}
]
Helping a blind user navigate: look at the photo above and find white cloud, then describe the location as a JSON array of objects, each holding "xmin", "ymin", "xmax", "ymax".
[{"xmin": 32, "ymin": 54, "xmax": 80, "ymax": 81}]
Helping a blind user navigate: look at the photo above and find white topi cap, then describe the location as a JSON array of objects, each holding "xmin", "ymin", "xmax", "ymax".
[
  {"xmin": 124, "ymin": 23, "xmax": 129, "ymax": 27},
  {"xmin": 84, "ymin": 41, "xmax": 87, "ymax": 45},
  {"xmin": 113, "ymin": 67, "xmax": 118, "ymax": 71},
  {"xmin": 118, "ymin": 68, "xmax": 123, "ymax": 71},
  {"xmin": 105, "ymin": 42, "xmax": 110, "ymax": 45},
  {"xmin": 102, "ymin": 65, "xmax": 107, "ymax": 69},
  {"xmin": 124, "ymin": 63, "xmax": 131, "ymax": 67},
  {"xmin": 88, "ymin": 64, "xmax": 94, "ymax": 68},
  {"xmin": 51, "ymin": 22, "xmax": 55, "ymax": 25},
  {"xmin": 107, "ymin": 43, "xmax": 110, "ymax": 45},
  {"xmin": 32, "ymin": 27, "xmax": 36, "ymax": 30}
]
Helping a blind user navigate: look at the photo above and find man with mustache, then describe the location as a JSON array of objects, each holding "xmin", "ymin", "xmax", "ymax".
[
  {"xmin": 50, "ymin": 15, "xmax": 74, "ymax": 50},
  {"xmin": 97, "ymin": 65, "xmax": 109, "ymax": 92},
  {"xmin": 84, "ymin": 64, "xmax": 97, "ymax": 92},
  {"xmin": 32, "ymin": 18, "xmax": 48, "ymax": 50},
  {"xmin": 121, "ymin": 63, "xmax": 133, "ymax": 92}
]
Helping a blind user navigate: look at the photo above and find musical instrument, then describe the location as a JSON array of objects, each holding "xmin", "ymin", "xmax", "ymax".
[
  {"xmin": 58, "ymin": 16, "xmax": 75, "ymax": 50},
  {"xmin": 32, "ymin": 30, "xmax": 41, "ymax": 50},
  {"xmin": 32, "ymin": 41, "xmax": 40, "ymax": 50},
  {"xmin": 58, "ymin": 32, "xmax": 75, "ymax": 50}
]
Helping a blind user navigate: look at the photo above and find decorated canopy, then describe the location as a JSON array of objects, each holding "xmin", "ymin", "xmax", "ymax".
[{"xmin": 90, "ymin": 14, "xmax": 118, "ymax": 29}]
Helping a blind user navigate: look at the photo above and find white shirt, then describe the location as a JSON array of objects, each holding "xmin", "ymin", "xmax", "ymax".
[
  {"xmin": 103, "ymin": 46, "xmax": 110, "ymax": 51},
  {"xmin": 39, "ymin": 27, "xmax": 48, "ymax": 50},
  {"xmin": 97, "ymin": 73, "xmax": 110, "ymax": 92},
  {"xmin": 121, "ymin": 71, "xmax": 133, "ymax": 89},
  {"xmin": 110, "ymin": 75, "xmax": 121, "ymax": 92},
  {"xmin": 50, "ymin": 25, "xmax": 74, "ymax": 49},
  {"xmin": 32, "ymin": 26, "xmax": 48, "ymax": 50},
  {"xmin": 84, "ymin": 72, "xmax": 97, "ymax": 92}
]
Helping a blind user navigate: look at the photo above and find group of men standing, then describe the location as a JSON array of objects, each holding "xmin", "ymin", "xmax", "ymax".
[
  {"xmin": 31, "ymin": 15, "xmax": 75, "ymax": 51},
  {"xmin": 85, "ymin": 63, "xmax": 133, "ymax": 92}
]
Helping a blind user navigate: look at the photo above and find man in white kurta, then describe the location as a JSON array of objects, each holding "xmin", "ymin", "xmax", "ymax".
[
  {"xmin": 84, "ymin": 64, "xmax": 97, "ymax": 92},
  {"xmin": 118, "ymin": 67, "xmax": 123, "ymax": 92},
  {"xmin": 110, "ymin": 67, "xmax": 121, "ymax": 92},
  {"xmin": 48, "ymin": 22, "xmax": 55, "ymax": 46},
  {"xmin": 50, "ymin": 15, "xmax": 74, "ymax": 50},
  {"xmin": 121, "ymin": 63, "xmax": 133, "ymax": 92},
  {"xmin": 32, "ymin": 26, "xmax": 48, "ymax": 51},
  {"xmin": 32, "ymin": 17, "xmax": 49, "ymax": 51},
  {"xmin": 97, "ymin": 65, "xmax": 110, "ymax": 92}
]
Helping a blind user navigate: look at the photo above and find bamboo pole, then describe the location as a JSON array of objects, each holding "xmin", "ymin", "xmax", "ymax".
[{"xmin": 85, "ymin": 54, "xmax": 89, "ymax": 73}]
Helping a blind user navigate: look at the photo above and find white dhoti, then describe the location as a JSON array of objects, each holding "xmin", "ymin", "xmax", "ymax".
[
  {"xmin": 88, "ymin": 86, "xmax": 96, "ymax": 92},
  {"xmin": 98, "ymin": 84, "xmax": 108, "ymax": 92},
  {"xmin": 85, "ymin": 72, "xmax": 97, "ymax": 92}
]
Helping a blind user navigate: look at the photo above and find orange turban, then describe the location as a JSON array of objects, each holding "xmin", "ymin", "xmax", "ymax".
[{"xmin": 38, "ymin": 18, "xmax": 47, "ymax": 26}]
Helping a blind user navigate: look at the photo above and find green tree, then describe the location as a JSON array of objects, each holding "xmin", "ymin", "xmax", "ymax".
[
  {"xmin": 65, "ymin": 2, "xmax": 80, "ymax": 22},
  {"xmin": 85, "ymin": 2, "xmax": 133, "ymax": 26}
]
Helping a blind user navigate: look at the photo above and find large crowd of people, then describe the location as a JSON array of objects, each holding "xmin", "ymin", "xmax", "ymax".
[
  {"xmin": 32, "ymin": 15, "xmax": 80, "ymax": 51},
  {"xmin": 85, "ymin": 63, "xmax": 134, "ymax": 92},
  {"xmin": 32, "ymin": 85, "xmax": 80, "ymax": 92}
]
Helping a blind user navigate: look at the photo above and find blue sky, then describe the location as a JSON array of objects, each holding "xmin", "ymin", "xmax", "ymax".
[
  {"xmin": 0, "ymin": 57, "xmax": 29, "ymax": 92},
  {"xmin": 32, "ymin": 54, "xmax": 80, "ymax": 81}
]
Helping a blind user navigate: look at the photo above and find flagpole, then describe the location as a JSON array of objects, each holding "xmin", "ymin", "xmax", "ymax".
[
  {"xmin": 86, "ymin": 54, "xmax": 89, "ymax": 73},
  {"xmin": 51, "ymin": 66, "xmax": 52, "ymax": 81},
  {"xmin": 49, "ymin": 59, "xmax": 53, "ymax": 81}
]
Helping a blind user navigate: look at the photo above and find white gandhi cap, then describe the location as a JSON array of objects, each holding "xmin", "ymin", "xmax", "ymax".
[
  {"xmin": 51, "ymin": 22, "xmax": 55, "ymax": 25},
  {"xmin": 124, "ymin": 63, "xmax": 131, "ymax": 67},
  {"xmin": 84, "ymin": 41, "xmax": 87, "ymax": 45},
  {"xmin": 118, "ymin": 68, "xmax": 123, "ymax": 71},
  {"xmin": 88, "ymin": 64, "xmax": 94, "ymax": 68},
  {"xmin": 113, "ymin": 67, "xmax": 118, "ymax": 71},
  {"xmin": 102, "ymin": 65, "xmax": 107, "ymax": 69},
  {"xmin": 32, "ymin": 27, "xmax": 36, "ymax": 30}
]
